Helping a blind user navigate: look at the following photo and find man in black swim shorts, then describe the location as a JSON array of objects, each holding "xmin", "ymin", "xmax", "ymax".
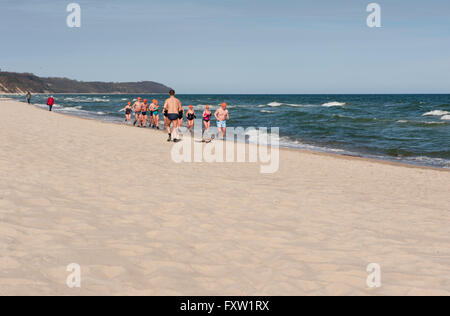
[{"xmin": 163, "ymin": 90, "xmax": 182, "ymax": 142}]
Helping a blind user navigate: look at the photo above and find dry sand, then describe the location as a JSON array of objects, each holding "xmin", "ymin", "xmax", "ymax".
[{"xmin": 0, "ymin": 99, "xmax": 449, "ymax": 296}]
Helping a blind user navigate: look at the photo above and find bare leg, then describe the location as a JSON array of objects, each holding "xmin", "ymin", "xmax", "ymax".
[{"xmin": 172, "ymin": 120, "xmax": 178, "ymax": 139}]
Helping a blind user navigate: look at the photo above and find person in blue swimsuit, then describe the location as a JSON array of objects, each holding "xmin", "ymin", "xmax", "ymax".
[{"xmin": 151, "ymin": 99, "xmax": 160, "ymax": 129}]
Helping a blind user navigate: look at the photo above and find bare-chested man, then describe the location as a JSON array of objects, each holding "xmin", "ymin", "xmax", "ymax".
[
  {"xmin": 215, "ymin": 102, "xmax": 230, "ymax": 138},
  {"xmin": 140, "ymin": 99, "xmax": 149, "ymax": 127},
  {"xmin": 133, "ymin": 97, "xmax": 143, "ymax": 126},
  {"xmin": 163, "ymin": 89, "xmax": 182, "ymax": 142}
]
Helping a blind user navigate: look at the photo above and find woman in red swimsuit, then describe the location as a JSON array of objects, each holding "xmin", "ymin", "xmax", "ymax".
[{"xmin": 202, "ymin": 105, "xmax": 212, "ymax": 138}]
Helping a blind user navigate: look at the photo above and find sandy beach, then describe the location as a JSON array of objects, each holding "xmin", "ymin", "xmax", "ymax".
[{"xmin": 0, "ymin": 98, "xmax": 449, "ymax": 296}]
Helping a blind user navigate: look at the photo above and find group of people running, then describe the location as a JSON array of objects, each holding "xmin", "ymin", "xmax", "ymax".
[
  {"xmin": 121, "ymin": 90, "xmax": 230, "ymax": 142},
  {"xmin": 121, "ymin": 97, "xmax": 161, "ymax": 128}
]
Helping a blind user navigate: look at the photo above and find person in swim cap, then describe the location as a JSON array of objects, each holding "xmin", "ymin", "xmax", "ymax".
[
  {"xmin": 150, "ymin": 99, "xmax": 160, "ymax": 129},
  {"xmin": 215, "ymin": 102, "xmax": 230, "ymax": 139},
  {"xmin": 120, "ymin": 101, "xmax": 133, "ymax": 122},
  {"xmin": 132, "ymin": 97, "xmax": 143, "ymax": 126},
  {"xmin": 140, "ymin": 99, "xmax": 149, "ymax": 127},
  {"xmin": 202, "ymin": 105, "xmax": 212, "ymax": 140},
  {"xmin": 186, "ymin": 105, "xmax": 196, "ymax": 132}
]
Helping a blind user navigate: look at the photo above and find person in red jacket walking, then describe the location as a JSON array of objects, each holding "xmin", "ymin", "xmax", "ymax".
[{"xmin": 47, "ymin": 96, "xmax": 55, "ymax": 111}]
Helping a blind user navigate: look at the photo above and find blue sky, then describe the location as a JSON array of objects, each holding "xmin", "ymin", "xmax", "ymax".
[{"xmin": 0, "ymin": 0, "xmax": 449, "ymax": 93}]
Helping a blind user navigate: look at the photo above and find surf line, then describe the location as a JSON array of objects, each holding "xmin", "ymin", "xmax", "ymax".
[{"xmin": 171, "ymin": 124, "xmax": 280, "ymax": 174}]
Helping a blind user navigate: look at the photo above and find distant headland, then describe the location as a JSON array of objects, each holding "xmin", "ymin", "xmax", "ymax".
[{"xmin": 0, "ymin": 71, "xmax": 172, "ymax": 94}]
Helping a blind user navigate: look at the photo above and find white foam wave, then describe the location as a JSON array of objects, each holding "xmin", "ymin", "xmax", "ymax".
[
  {"xmin": 58, "ymin": 107, "xmax": 87, "ymax": 113},
  {"xmin": 422, "ymin": 110, "xmax": 449, "ymax": 116},
  {"xmin": 396, "ymin": 120, "xmax": 408, "ymax": 123},
  {"xmin": 260, "ymin": 110, "xmax": 275, "ymax": 113},
  {"xmin": 35, "ymin": 103, "xmax": 54, "ymax": 109},
  {"xmin": 267, "ymin": 102, "xmax": 282, "ymax": 107},
  {"xmin": 245, "ymin": 129, "xmax": 280, "ymax": 145},
  {"xmin": 403, "ymin": 156, "xmax": 450, "ymax": 169},
  {"xmin": 441, "ymin": 115, "xmax": 450, "ymax": 121},
  {"xmin": 322, "ymin": 102, "xmax": 346, "ymax": 107},
  {"xmin": 287, "ymin": 103, "xmax": 316, "ymax": 107},
  {"xmin": 63, "ymin": 97, "xmax": 111, "ymax": 103},
  {"xmin": 92, "ymin": 98, "xmax": 110, "ymax": 102}
]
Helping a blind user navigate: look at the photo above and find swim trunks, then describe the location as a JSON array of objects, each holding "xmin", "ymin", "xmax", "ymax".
[
  {"xmin": 153, "ymin": 111, "xmax": 159, "ymax": 116},
  {"xmin": 125, "ymin": 109, "xmax": 132, "ymax": 114},
  {"xmin": 142, "ymin": 112, "xmax": 147, "ymax": 116},
  {"xmin": 178, "ymin": 111, "xmax": 183, "ymax": 119},
  {"xmin": 168, "ymin": 113, "xmax": 179, "ymax": 121},
  {"xmin": 217, "ymin": 120, "xmax": 226, "ymax": 128}
]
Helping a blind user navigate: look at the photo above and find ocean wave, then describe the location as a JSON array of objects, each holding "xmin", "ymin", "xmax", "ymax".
[
  {"xmin": 322, "ymin": 102, "xmax": 346, "ymax": 107},
  {"xmin": 245, "ymin": 129, "xmax": 280, "ymax": 145},
  {"xmin": 441, "ymin": 115, "xmax": 450, "ymax": 121},
  {"xmin": 58, "ymin": 106, "xmax": 88, "ymax": 113},
  {"xmin": 422, "ymin": 110, "xmax": 449, "ymax": 116},
  {"xmin": 403, "ymin": 156, "xmax": 450, "ymax": 169},
  {"xmin": 265, "ymin": 102, "xmax": 319, "ymax": 108},
  {"xmin": 396, "ymin": 120, "xmax": 408, "ymax": 123},
  {"xmin": 276, "ymin": 138, "xmax": 350, "ymax": 154},
  {"xmin": 93, "ymin": 98, "xmax": 110, "ymax": 102},
  {"xmin": 34, "ymin": 103, "xmax": 57, "ymax": 109},
  {"xmin": 287, "ymin": 103, "xmax": 317, "ymax": 107},
  {"xmin": 64, "ymin": 97, "xmax": 111, "ymax": 103},
  {"xmin": 331, "ymin": 114, "xmax": 377, "ymax": 123},
  {"xmin": 260, "ymin": 110, "xmax": 275, "ymax": 113}
]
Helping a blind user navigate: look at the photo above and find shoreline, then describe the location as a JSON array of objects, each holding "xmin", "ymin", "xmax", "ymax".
[
  {"xmin": 1, "ymin": 98, "xmax": 449, "ymax": 295},
  {"xmin": 6, "ymin": 98, "xmax": 448, "ymax": 173}
]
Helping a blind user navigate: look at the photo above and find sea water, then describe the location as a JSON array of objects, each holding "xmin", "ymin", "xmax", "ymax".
[{"xmin": 11, "ymin": 94, "xmax": 450, "ymax": 169}]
